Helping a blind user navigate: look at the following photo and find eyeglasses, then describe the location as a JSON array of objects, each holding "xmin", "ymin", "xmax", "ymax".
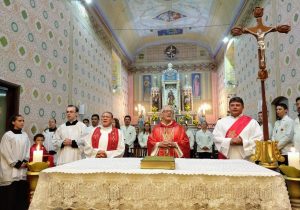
[
  {"xmin": 101, "ymin": 115, "xmax": 112, "ymax": 118},
  {"xmin": 66, "ymin": 111, "xmax": 75, "ymax": 113}
]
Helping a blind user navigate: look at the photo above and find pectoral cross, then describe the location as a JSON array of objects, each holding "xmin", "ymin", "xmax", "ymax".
[{"xmin": 231, "ymin": 7, "xmax": 290, "ymax": 141}]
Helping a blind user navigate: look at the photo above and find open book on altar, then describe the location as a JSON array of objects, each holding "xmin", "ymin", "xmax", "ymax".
[{"xmin": 140, "ymin": 156, "xmax": 175, "ymax": 170}]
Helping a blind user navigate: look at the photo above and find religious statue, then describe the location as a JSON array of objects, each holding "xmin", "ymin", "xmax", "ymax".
[
  {"xmin": 192, "ymin": 74, "xmax": 200, "ymax": 97},
  {"xmin": 152, "ymin": 93, "xmax": 160, "ymax": 110},
  {"xmin": 183, "ymin": 94, "xmax": 191, "ymax": 111},
  {"xmin": 137, "ymin": 111, "xmax": 145, "ymax": 130},
  {"xmin": 143, "ymin": 76, "xmax": 151, "ymax": 100},
  {"xmin": 167, "ymin": 90, "xmax": 175, "ymax": 105}
]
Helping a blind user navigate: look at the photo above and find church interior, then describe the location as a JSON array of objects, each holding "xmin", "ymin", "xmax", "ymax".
[
  {"xmin": 1, "ymin": 0, "xmax": 299, "ymax": 136},
  {"xmin": 1, "ymin": 0, "xmax": 300, "ymax": 209}
]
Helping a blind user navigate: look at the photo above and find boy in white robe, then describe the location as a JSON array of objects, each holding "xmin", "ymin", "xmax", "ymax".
[
  {"xmin": 213, "ymin": 97, "xmax": 263, "ymax": 159},
  {"xmin": 53, "ymin": 105, "xmax": 87, "ymax": 165},
  {"xmin": 0, "ymin": 115, "xmax": 30, "ymax": 210},
  {"xmin": 42, "ymin": 118, "xmax": 57, "ymax": 163}
]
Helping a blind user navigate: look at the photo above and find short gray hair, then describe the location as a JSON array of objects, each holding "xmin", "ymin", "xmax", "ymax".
[{"xmin": 160, "ymin": 105, "xmax": 174, "ymax": 114}]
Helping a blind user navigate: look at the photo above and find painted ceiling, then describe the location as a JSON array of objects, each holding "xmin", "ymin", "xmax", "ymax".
[{"xmin": 94, "ymin": 0, "xmax": 245, "ymax": 61}]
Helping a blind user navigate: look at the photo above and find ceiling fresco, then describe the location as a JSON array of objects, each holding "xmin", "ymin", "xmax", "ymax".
[{"xmin": 94, "ymin": 0, "xmax": 245, "ymax": 60}]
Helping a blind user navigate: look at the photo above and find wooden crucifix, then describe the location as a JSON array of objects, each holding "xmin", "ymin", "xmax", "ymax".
[{"xmin": 231, "ymin": 7, "xmax": 290, "ymax": 141}]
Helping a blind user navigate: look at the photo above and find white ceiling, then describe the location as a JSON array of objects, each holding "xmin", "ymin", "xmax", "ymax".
[{"xmin": 93, "ymin": 0, "xmax": 246, "ymax": 61}]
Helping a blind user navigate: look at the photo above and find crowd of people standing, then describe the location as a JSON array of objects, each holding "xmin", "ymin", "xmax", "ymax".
[{"xmin": 0, "ymin": 96, "xmax": 300, "ymax": 210}]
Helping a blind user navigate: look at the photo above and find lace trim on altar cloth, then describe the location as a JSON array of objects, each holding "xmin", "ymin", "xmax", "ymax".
[
  {"xmin": 41, "ymin": 158, "xmax": 280, "ymax": 177},
  {"xmin": 30, "ymin": 173, "xmax": 291, "ymax": 210}
]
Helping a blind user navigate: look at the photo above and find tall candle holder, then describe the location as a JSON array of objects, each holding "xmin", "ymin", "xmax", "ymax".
[{"xmin": 27, "ymin": 162, "xmax": 49, "ymax": 202}]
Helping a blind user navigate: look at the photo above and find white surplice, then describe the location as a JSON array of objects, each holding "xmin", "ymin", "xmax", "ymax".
[
  {"xmin": 120, "ymin": 125, "xmax": 136, "ymax": 149},
  {"xmin": 272, "ymin": 115, "xmax": 294, "ymax": 155},
  {"xmin": 0, "ymin": 131, "xmax": 30, "ymax": 186},
  {"xmin": 213, "ymin": 115, "xmax": 263, "ymax": 159},
  {"xmin": 83, "ymin": 126, "xmax": 125, "ymax": 158},
  {"xmin": 42, "ymin": 128, "xmax": 56, "ymax": 152},
  {"xmin": 294, "ymin": 116, "xmax": 300, "ymax": 152},
  {"xmin": 53, "ymin": 121, "xmax": 87, "ymax": 165},
  {"xmin": 138, "ymin": 132, "xmax": 149, "ymax": 148}
]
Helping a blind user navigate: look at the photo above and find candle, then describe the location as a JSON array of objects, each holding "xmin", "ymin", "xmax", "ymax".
[
  {"xmin": 33, "ymin": 144, "xmax": 43, "ymax": 162},
  {"xmin": 288, "ymin": 147, "xmax": 300, "ymax": 170}
]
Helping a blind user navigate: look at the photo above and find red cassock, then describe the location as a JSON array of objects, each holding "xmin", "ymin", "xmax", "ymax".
[
  {"xmin": 147, "ymin": 121, "xmax": 190, "ymax": 158},
  {"xmin": 29, "ymin": 144, "xmax": 54, "ymax": 167}
]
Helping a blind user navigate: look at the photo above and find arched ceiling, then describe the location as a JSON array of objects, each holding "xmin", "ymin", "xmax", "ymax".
[{"xmin": 93, "ymin": 0, "xmax": 246, "ymax": 61}]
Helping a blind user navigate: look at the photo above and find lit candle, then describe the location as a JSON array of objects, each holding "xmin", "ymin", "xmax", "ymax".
[
  {"xmin": 288, "ymin": 147, "xmax": 300, "ymax": 170},
  {"xmin": 33, "ymin": 144, "xmax": 43, "ymax": 163}
]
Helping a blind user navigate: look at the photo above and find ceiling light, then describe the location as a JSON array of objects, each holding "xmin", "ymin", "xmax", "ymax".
[
  {"xmin": 223, "ymin": 37, "xmax": 229, "ymax": 43},
  {"xmin": 85, "ymin": 0, "xmax": 92, "ymax": 4}
]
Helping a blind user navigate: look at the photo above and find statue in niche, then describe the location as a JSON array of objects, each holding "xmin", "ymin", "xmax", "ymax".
[
  {"xmin": 167, "ymin": 90, "xmax": 175, "ymax": 106},
  {"xmin": 137, "ymin": 111, "xmax": 145, "ymax": 129},
  {"xmin": 152, "ymin": 93, "xmax": 160, "ymax": 110},
  {"xmin": 183, "ymin": 94, "xmax": 191, "ymax": 110}
]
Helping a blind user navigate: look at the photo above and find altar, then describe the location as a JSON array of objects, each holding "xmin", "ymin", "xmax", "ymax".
[
  {"xmin": 30, "ymin": 158, "xmax": 291, "ymax": 210},
  {"xmin": 149, "ymin": 63, "xmax": 197, "ymax": 125}
]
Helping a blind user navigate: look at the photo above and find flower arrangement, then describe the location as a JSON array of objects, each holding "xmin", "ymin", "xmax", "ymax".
[
  {"xmin": 151, "ymin": 106, "xmax": 159, "ymax": 122},
  {"xmin": 179, "ymin": 117, "xmax": 185, "ymax": 124},
  {"xmin": 151, "ymin": 106, "xmax": 158, "ymax": 112},
  {"xmin": 151, "ymin": 113, "xmax": 159, "ymax": 121},
  {"xmin": 184, "ymin": 114, "xmax": 192, "ymax": 121},
  {"xmin": 192, "ymin": 120, "xmax": 199, "ymax": 126},
  {"xmin": 184, "ymin": 104, "xmax": 191, "ymax": 112}
]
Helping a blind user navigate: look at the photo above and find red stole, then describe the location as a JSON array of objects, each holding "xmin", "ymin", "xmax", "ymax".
[
  {"xmin": 218, "ymin": 115, "xmax": 252, "ymax": 159},
  {"xmin": 91, "ymin": 127, "xmax": 119, "ymax": 151}
]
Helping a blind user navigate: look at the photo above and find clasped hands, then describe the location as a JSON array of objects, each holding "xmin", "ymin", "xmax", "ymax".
[
  {"xmin": 158, "ymin": 141, "xmax": 176, "ymax": 148},
  {"xmin": 230, "ymin": 136, "xmax": 243, "ymax": 145},
  {"xmin": 63, "ymin": 138, "xmax": 72, "ymax": 146},
  {"xmin": 96, "ymin": 150, "xmax": 107, "ymax": 158}
]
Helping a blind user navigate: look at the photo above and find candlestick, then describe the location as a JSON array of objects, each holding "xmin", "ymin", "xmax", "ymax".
[{"xmin": 288, "ymin": 147, "xmax": 300, "ymax": 170}]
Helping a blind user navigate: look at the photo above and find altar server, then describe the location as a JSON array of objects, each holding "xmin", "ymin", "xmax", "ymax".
[
  {"xmin": 213, "ymin": 97, "xmax": 263, "ymax": 159},
  {"xmin": 0, "ymin": 114, "xmax": 30, "ymax": 210},
  {"xmin": 53, "ymin": 105, "xmax": 87, "ymax": 165},
  {"xmin": 272, "ymin": 103, "xmax": 294, "ymax": 165}
]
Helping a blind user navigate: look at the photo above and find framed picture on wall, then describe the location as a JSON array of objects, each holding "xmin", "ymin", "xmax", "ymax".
[
  {"xmin": 191, "ymin": 73, "xmax": 201, "ymax": 98},
  {"xmin": 143, "ymin": 75, "xmax": 152, "ymax": 101}
]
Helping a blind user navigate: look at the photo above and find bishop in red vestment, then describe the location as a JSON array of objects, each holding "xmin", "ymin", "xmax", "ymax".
[{"xmin": 147, "ymin": 105, "xmax": 190, "ymax": 158}]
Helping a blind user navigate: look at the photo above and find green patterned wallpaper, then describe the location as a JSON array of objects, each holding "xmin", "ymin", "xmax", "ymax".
[
  {"xmin": 233, "ymin": 0, "xmax": 300, "ymax": 119},
  {"xmin": 0, "ymin": 0, "xmax": 127, "ymax": 140}
]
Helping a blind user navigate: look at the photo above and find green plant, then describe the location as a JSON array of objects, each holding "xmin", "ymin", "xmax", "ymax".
[{"xmin": 184, "ymin": 114, "xmax": 192, "ymax": 121}]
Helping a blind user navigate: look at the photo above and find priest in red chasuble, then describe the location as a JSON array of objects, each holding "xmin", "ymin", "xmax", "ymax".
[
  {"xmin": 83, "ymin": 112, "xmax": 125, "ymax": 158},
  {"xmin": 147, "ymin": 105, "xmax": 190, "ymax": 158},
  {"xmin": 213, "ymin": 97, "xmax": 263, "ymax": 159}
]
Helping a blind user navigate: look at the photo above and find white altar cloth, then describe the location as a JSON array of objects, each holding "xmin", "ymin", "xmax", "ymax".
[{"xmin": 30, "ymin": 158, "xmax": 291, "ymax": 210}]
